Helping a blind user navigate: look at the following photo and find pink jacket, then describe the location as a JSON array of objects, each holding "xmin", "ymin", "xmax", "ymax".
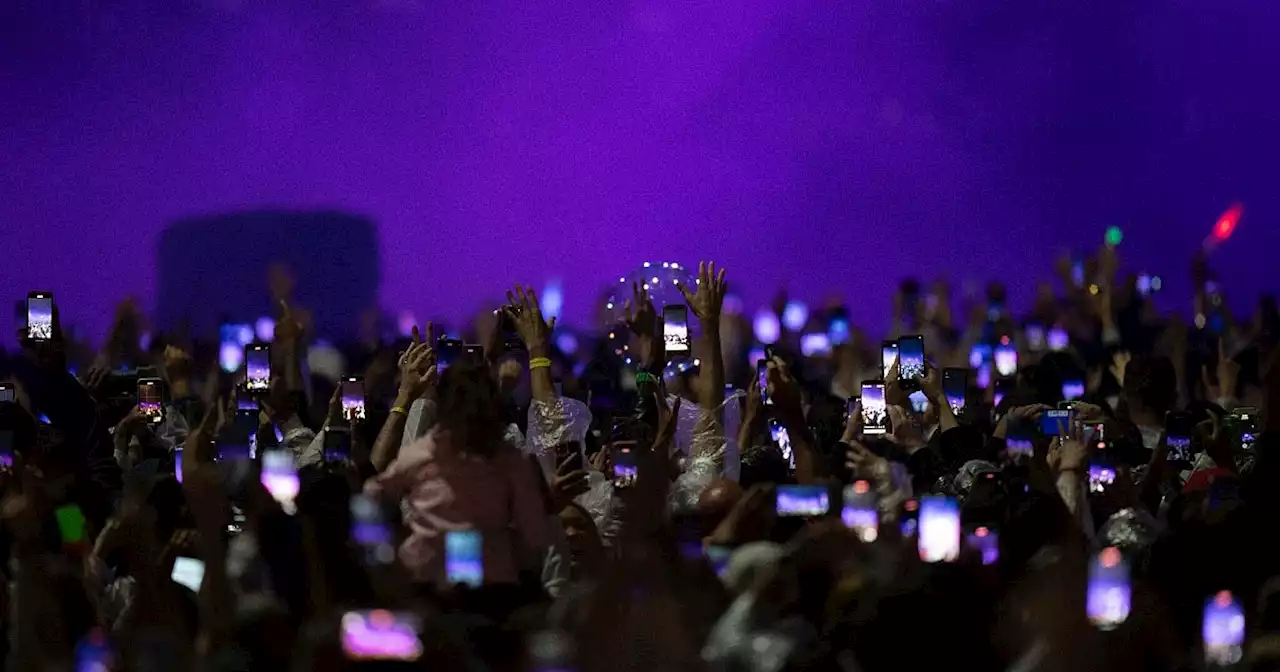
[{"xmin": 364, "ymin": 427, "xmax": 551, "ymax": 585}]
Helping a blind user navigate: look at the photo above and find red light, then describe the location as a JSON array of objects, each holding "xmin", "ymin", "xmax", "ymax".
[
  {"xmin": 1212, "ymin": 203, "xmax": 1243, "ymax": 241},
  {"xmin": 370, "ymin": 609, "xmax": 392, "ymax": 627},
  {"xmin": 854, "ymin": 480, "xmax": 870, "ymax": 494},
  {"xmin": 1100, "ymin": 546, "xmax": 1121, "ymax": 568},
  {"xmin": 905, "ymin": 499, "xmax": 919, "ymax": 512},
  {"xmin": 976, "ymin": 526, "xmax": 989, "ymax": 537},
  {"xmin": 999, "ymin": 335, "xmax": 1010, "ymax": 345},
  {"xmin": 1216, "ymin": 590, "xmax": 1234, "ymax": 607}
]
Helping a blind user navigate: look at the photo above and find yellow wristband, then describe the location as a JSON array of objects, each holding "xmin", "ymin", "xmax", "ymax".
[
  {"xmin": 390, "ymin": 406, "xmax": 408, "ymax": 417},
  {"xmin": 529, "ymin": 357, "xmax": 552, "ymax": 370}
]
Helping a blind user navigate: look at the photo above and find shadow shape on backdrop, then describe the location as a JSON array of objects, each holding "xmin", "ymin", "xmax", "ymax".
[{"xmin": 155, "ymin": 211, "xmax": 379, "ymax": 340}]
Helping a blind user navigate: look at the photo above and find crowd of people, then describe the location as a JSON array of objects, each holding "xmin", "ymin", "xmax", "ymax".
[{"xmin": 1, "ymin": 243, "xmax": 1279, "ymax": 672}]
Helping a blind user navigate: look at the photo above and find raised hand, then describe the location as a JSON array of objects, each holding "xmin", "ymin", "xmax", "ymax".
[
  {"xmin": 1047, "ymin": 418, "xmax": 1087, "ymax": 473},
  {"xmin": 622, "ymin": 281, "xmax": 658, "ymax": 338},
  {"xmin": 505, "ymin": 285, "xmax": 556, "ymax": 353},
  {"xmin": 917, "ymin": 362, "xmax": 943, "ymax": 404},
  {"xmin": 396, "ymin": 324, "xmax": 437, "ymax": 403},
  {"xmin": 678, "ymin": 261, "xmax": 728, "ymax": 322},
  {"xmin": 1109, "ymin": 350, "xmax": 1131, "ymax": 387}
]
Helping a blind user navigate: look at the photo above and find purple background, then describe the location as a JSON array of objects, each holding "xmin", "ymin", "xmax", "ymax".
[{"xmin": 3, "ymin": 0, "xmax": 1278, "ymax": 342}]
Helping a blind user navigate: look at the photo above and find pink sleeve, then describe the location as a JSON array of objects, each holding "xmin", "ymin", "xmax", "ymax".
[
  {"xmin": 506, "ymin": 449, "xmax": 553, "ymax": 551},
  {"xmin": 364, "ymin": 435, "xmax": 433, "ymax": 502}
]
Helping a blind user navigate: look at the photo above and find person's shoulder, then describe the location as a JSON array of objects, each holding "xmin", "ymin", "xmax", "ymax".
[{"xmin": 402, "ymin": 428, "xmax": 445, "ymax": 463}]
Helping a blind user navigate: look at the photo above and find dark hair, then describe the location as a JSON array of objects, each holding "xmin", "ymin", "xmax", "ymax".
[
  {"xmin": 436, "ymin": 359, "xmax": 507, "ymax": 459},
  {"xmin": 1123, "ymin": 354, "xmax": 1178, "ymax": 414}
]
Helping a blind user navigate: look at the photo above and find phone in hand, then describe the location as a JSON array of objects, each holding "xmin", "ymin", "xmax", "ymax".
[
  {"xmin": 758, "ymin": 359, "xmax": 772, "ymax": 406},
  {"xmin": 350, "ymin": 494, "xmax": 396, "ymax": 565},
  {"xmin": 445, "ymin": 529, "xmax": 484, "ymax": 586},
  {"xmin": 842, "ymin": 480, "xmax": 878, "ymax": 542},
  {"xmin": 171, "ymin": 556, "xmax": 205, "ymax": 592},
  {"xmin": 1040, "ymin": 409, "xmax": 1073, "ymax": 436},
  {"xmin": 341, "ymin": 376, "xmax": 366, "ymax": 421},
  {"xmin": 1203, "ymin": 590, "xmax": 1245, "ymax": 666},
  {"xmin": 1086, "ymin": 546, "xmax": 1131, "ymax": 630},
  {"xmin": 25, "ymin": 291, "xmax": 54, "ymax": 342},
  {"xmin": 437, "ymin": 338, "xmax": 463, "ymax": 372},
  {"xmin": 663, "ymin": 305, "xmax": 691, "ymax": 355},
  {"xmin": 994, "ymin": 338, "xmax": 1018, "ymax": 377},
  {"xmin": 1230, "ymin": 407, "xmax": 1258, "ymax": 453},
  {"xmin": 1088, "ymin": 459, "xmax": 1116, "ymax": 494},
  {"xmin": 0, "ymin": 383, "xmax": 14, "ymax": 404},
  {"xmin": 917, "ymin": 495, "xmax": 960, "ymax": 563},
  {"xmin": 896, "ymin": 335, "xmax": 925, "ymax": 391},
  {"xmin": 137, "ymin": 377, "xmax": 165, "ymax": 425},
  {"xmin": 341, "ymin": 609, "xmax": 423, "ymax": 661},
  {"xmin": 775, "ymin": 484, "xmax": 830, "ymax": 517},
  {"xmin": 244, "ymin": 343, "xmax": 271, "ymax": 392},
  {"xmin": 861, "ymin": 382, "xmax": 888, "ymax": 435},
  {"xmin": 261, "ymin": 450, "xmax": 299, "ymax": 512},
  {"xmin": 1165, "ymin": 411, "xmax": 1195, "ymax": 462},
  {"xmin": 612, "ymin": 441, "xmax": 638, "ymax": 488},
  {"xmin": 942, "ymin": 368, "xmax": 967, "ymax": 415},
  {"xmin": 769, "ymin": 419, "xmax": 794, "ymax": 470},
  {"xmin": 881, "ymin": 340, "xmax": 899, "ymax": 380}
]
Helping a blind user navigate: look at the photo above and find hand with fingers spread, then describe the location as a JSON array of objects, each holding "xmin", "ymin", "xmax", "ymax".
[
  {"xmin": 550, "ymin": 455, "xmax": 591, "ymax": 511},
  {"xmin": 504, "ymin": 285, "xmax": 556, "ymax": 352},
  {"xmin": 624, "ymin": 280, "xmax": 664, "ymax": 369},
  {"xmin": 623, "ymin": 281, "xmax": 658, "ymax": 338},
  {"xmin": 678, "ymin": 261, "xmax": 729, "ymax": 323}
]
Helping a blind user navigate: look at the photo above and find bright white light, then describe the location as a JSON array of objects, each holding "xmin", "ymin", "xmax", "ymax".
[
  {"xmin": 256, "ymin": 317, "xmax": 276, "ymax": 342},
  {"xmin": 643, "ymin": 261, "xmax": 651, "ymax": 268},
  {"xmin": 754, "ymin": 308, "xmax": 781, "ymax": 344},
  {"xmin": 782, "ymin": 300, "xmax": 809, "ymax": 331},
  {"xmin": 540, "ymin": 280, "xmax": 563, "ymax": 322}
]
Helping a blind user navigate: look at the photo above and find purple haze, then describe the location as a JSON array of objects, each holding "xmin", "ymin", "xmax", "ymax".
[{"xmin": 2, "ymin": 0, "xmax": 1278, "ymax": 343}]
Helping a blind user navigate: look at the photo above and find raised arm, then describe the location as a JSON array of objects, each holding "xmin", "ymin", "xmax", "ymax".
[
  {"xmin": 371, "ymin": 325, "xmax": 436, "ymax": 472},
  {"xmin": 679, "ymin": 261, "xmax": 729, "ymax": 429},
  {"xmin": 506, "ymin": 285, "xmax": 558, "ymax": 404}
]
